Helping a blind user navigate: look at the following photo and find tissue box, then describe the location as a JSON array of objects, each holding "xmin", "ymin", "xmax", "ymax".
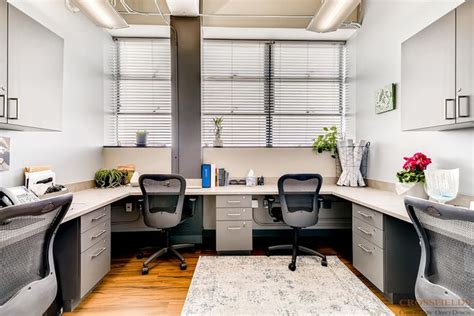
[{"xmin": 246, "ymin": 176, "xmax": 257, "ymax": 187}]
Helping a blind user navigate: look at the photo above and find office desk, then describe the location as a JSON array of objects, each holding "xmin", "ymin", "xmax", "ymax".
[{"xmin": 56, "ymin": 183, "xmax": 419, "ymax": 310}]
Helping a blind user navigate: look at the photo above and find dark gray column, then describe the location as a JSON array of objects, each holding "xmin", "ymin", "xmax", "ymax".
[{"xmin": 170, "ymin": 16, "xmax": 201, "ymax": 178}]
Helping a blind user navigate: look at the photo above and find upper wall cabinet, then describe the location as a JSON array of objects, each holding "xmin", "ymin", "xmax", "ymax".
[
  {"xmin": 401, "ymin": 1, "xmax": 473, "ymax": 131},
  {"xmin": 0, "ymin": 0, "xmax": 7, "ymax": 125},
  {"xmin": 0, "ymin": 1, "xmax": 64, "ymax": 131}
]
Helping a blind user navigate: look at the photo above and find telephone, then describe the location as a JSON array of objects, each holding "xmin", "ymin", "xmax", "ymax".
[{"xmin": 0, "ymin": 186, "xmax": 40, "ymax": 207}]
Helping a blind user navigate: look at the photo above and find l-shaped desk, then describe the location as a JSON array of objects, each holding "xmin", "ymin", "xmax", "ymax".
[{"xmin": 56, "ymin": 183, "xmax": 420, "ymax": 311}]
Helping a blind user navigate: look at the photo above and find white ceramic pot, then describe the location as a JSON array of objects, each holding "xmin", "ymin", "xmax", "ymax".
[{"xmin": 395, "ymin": 182, "xmax": 428, "ymax": 199}]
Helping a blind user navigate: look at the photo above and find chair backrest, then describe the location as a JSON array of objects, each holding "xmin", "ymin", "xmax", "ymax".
[
  {"xmin": 404, "ymin": 196, "xmax": 474, "ymax": 314},
  {"xmin": 278, "ymin": 174, "xmax": 323, "ymax": 228},
  {"xmin": 139, "ymin": 174, "xmax": 186, "ymax": 229},
  {"xmin": 0, "ymin": 193, "xmax": 72, "ymax": 315}
]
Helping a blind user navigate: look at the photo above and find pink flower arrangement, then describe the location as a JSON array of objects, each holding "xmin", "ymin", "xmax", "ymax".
[{"xmin": 402, "ymin": 152, "xmax": 432, "ymax": 171}]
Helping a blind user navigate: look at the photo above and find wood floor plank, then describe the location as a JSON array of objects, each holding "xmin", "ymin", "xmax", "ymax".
[{"xmin": 66, "ymin": 246, "xmax": 425, "ymax": 315}]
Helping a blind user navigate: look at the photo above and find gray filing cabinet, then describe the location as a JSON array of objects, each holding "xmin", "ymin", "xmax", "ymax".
[
  {"xmin": 351, "ymin": 203, "xmax": 421, "ymax": 304},
  {"xmin": 216, "ymin": 195, "xmax": 253, "ymax": 252},
  {"xmin": 55, "ymin": 206, "xmax": 111, "ymax": 312}
]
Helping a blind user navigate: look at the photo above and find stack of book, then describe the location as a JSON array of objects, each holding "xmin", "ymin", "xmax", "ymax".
[{"xmin": 201, "ymin": 164, "xmax": 230, "ymax": 188}]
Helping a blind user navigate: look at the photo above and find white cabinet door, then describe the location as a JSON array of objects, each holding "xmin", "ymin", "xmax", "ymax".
[
  {"xmin": 456, "ymin": 0, "xmax": 473, "ymax": 124},
  {"xmin": 401, "ymin": 11, "xmax": 456, "ymax": 130},
  {"xmin": 7, "ymin": 4, "xmax": 64, "ymax": 130},
  {"xmin": 0, "ymin": 0, "xmax": 7, "ymax": 124}
]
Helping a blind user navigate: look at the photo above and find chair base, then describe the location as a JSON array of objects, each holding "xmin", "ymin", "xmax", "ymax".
[
  {"xmin": 267, "ymin": 228, "xmax": 327, "ymax": 271},
  {"xmin": 140, "ymin": 243, "xmax": 194, "ymax": 274}
]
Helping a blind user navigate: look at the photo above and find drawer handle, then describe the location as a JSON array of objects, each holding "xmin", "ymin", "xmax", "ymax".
[
  {"xmin": 227, "ymin": 200, "xmax": 241, "ymax": 204},
  {"xmin": 357, "ymin": 211, "xmax": 373, "ymax": 219},
  {"xmin": 91, "ymin": 213, "xmax": 107, "ymax": 222},
  {"xmin": 357, "ymin": 227, "xmax": 373, "ymax": 236},
  {"xmin": 91, "ymin": 247, "xmax": 107, "ymax": 258},
  {"xmin": 91, "ymin": 230, "xmax": 107, "ymax": 239},
  {"xmin": 357, "ymin": 244, "xmax": 373, "ymax": 254},
  {"xmin": 227, "ymin": 226, "xmax": 242, "ymax": 230},
  {"xmin": 227, "ymin": 213, "xmax": 242, "ymax": 216}
]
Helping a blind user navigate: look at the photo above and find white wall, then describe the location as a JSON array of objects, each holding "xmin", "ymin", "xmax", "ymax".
[
  {"xmin": 0, "ymin": 0, "xmax": 111, "ymax": 187},
  {"xmin": 350, "ymin": 0, "xmax": 474, "ymax": 196},
  {"xmin": 103, "ymin": 147, "xmax": 172, "ymax": 174}
]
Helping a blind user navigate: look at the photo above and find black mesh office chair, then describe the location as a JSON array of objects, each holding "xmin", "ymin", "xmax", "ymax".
[
  {"xmin": 404, "ymin": 196, "xmax": 474, "ymax": 314},
  {"xmin": 138, "ymin": 174, "xmax": 195, "ymax": 274},
  {"xmin": 0, "ymin": 194, "xmax": 72, "ymax": 315},
  {"xmin": 267, "ymin": 174, "xmax": 327, "ymax": 271}
]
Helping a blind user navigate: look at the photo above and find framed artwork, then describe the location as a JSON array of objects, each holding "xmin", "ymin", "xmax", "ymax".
[
  {"xmin": 0, "ymin": 137, "xmax": 10, "ymax": 171},
  {"xmin": 375, "ymin": 83, "xmax": 396, "ymax": 114}
]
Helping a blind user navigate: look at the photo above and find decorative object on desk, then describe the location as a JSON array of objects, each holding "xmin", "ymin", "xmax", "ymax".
[
  {"xmin": 117, "ymin": 164, "xmax": 135, "ymax": 184},
  {"xmin": 130, "ymin": 171, "xmax": 141, "ymax": 187},
  {"xmin": 424, "ymin": 169, "xmax": 459, "ymax": 203},
  {"xmin": 246, "ymin": 169, "xmax": 257, "ymax": 187},
  {"xmin": 312, "ymin": 126, "xmax": 338, "ymax": 158},
  {"xmin": 182, "ymin": 256, "xmax": 392, "ymax": 315},
  {"xmin": 212, "ymin": 116, "xmax": 224, "ymax": 147},
  {"xmin": 0, "ymin": 136, "xmax": 10, "ymax": 171},
  {"xmin": 94, "ymin": 169, "xmax": 124, "ymax": 188},
  {"xmin": 257, "ymin": 176, "xmax": 264, "ymax": 186},
  {"xmin": 375, "ymin": 83, "xmax": 396, "ymax": 114},
  {"xmin": 336, "ymin": 139, "xmax": 370, "ymax": 187},
  {"xmin": 395, "ymin": 152, "xmax": 431, "ymax": 199},
  {"xmin": 135, "ymin": 130, "xmax": 148, "ymax": 147}
]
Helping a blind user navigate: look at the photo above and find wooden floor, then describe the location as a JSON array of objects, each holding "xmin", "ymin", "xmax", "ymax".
[{"xmin": 66, "ymin": 240, "xmax": 425, "ymax": 316}]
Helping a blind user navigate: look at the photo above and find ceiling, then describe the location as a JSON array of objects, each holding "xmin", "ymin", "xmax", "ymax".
[{"xmin": 114, "ymin": 0, "xmax": 361, "ymax": 28}]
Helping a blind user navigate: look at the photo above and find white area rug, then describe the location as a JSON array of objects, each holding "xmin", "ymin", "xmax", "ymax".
[{"xmin": 182, "ymin": 256, "xmax": 393, "ymax": 315}]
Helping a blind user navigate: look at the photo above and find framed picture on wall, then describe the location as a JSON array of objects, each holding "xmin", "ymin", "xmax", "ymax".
[
  {"xmin": 0, "ymin": 137, "xmax": 10, "ymax": 171},
  {"xmin": 375, "ymin": 83, "xmax": 396, "ymax": 114}
]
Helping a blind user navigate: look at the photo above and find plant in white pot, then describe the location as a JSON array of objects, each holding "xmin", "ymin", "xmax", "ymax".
[{"xmin": 395, "ymin": 152, "xmax": 431, "ymax": 199}]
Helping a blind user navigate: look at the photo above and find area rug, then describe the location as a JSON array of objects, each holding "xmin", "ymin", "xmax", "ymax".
[{"xmin": 182, "ymin": 256, "xmax": 393, "ymax": 315}]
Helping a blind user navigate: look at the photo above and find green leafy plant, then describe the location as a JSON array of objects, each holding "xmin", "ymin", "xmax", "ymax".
[
  {"xmin": 213, "ymin": 117, "xmax": 223, "ymax": 137},
  {"xmin": 312, "ymin": 126, "xmax": 338, "ymax": 158},
  {"xmin": 95, "ymin": 169, "xmax": 124, "ymax": 188}
]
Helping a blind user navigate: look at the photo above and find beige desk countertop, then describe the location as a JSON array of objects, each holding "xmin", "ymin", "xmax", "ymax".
[{"xmin": 64, "ymin": 184, "xmax": 411, "ymax": 224}]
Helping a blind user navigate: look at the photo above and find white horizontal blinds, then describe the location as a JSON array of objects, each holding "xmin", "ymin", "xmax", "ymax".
[
  {"xmin": 107, "ymin": 38, "xmax": 171, "ymax": 146},
  {"xmin": 202, "ymin": 40, "xmax": 267, "ymax": 147},
  {"xmin": 272, "ymin": 42, "xmax": 346, "ymax": 146}
]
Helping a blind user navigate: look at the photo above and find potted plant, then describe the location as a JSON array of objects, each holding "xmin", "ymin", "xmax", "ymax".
[
  {"xmin": 213, "ymin": 117, "xmax": 224, "ymax": 147},
  {"xmin": 312, "ymin": 126, "xmax": 338, "ymax": 158},
  {"xmin": 395, "ymin": 152, "xmax": 431, "ymax": 199},
  {"xmin": 95, "ymin": 169, "xmax": 124, "ymax": 188},
  {"xmin": 136, "ymin": 130, "xmax": 148, "ymax": 147}
]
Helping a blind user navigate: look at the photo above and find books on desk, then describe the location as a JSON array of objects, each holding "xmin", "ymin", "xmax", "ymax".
[{"xmin": 201, "ymin": 164, "xmax": 229, "ymax": 188}]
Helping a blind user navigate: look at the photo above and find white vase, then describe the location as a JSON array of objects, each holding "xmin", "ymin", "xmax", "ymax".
[
  {"xmin": 395, "ymin": 182, "xmax": 428, "ymax": 199},
  {"xmin": 213, "ymin": 135, "xmax": 223, "ymax": 147}
]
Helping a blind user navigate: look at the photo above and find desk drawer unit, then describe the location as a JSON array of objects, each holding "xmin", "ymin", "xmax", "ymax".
[
  {"xmin": 216, "ymin": 207, "xmax": 252, "ymax": 221},
  {"xmin": 216, "ymin": 220, "xmax": 252, "ymax": 251},
  {"xmin": 353, "ymin": 203, "xmax": 383, "ymax": 230},
  {"xmin": 80, "ymin": 236, "xmax": 111, "ymax": 298},
  {"xmin": 81, "ymin": 206, "xmax": 111, "ymax": 233},
  {"xmin": 216, "ymin": 195, "xmax": 252, "ymax": 208}
]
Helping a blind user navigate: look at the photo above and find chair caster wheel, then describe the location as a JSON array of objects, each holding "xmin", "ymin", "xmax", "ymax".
[
  {"xmin": 137, "ymin": 253, "xmax": 144, "ymax": 259},
  {"xmin": 266, "ymin": 250, "xmax": 271, "ymax": 257},
  {"xmin": 141, "ymin": 267, "xmax": 149, "ymax": 275},
  {"xmin": 321, "ymin": 259, "xmax": 328, "ymax": 267},
  {"xmin": 180, "ymin": 263, "xmax": 187, "ymax": 271},
  {"xmin": 288, "ymin": 262, "xmax": 296, "ymax": 271}
]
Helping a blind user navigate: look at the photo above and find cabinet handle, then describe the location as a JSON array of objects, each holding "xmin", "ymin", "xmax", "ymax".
[
  {"xmin": 445, "ymin": 99, "xmax": 456, "ymax": 120},
  {"xmin": 357, "ymin": 244, "xmax": 373, "ymax": 254},
  {"xmin": 357, "ymin": 211, "xmax": 373, "ymax": 219},
  {"xmin": 227, "ymin": 200, "xmax": 241, "ymax": 204},
  {"xmin": 91, "ymin": 213, "xmax": 107, "ymax": 222},
  {"xmin": 7, "ymin": 98, "xmax": 18, "ymax": 120},
  {"xmin": 227, "ymin": 226, "xmax": 242, "ymax": 230},
  {"xmin": 357, "ymin": 227, "xmax": 373, "ymax": 236},
  {"xmin": 91, "ymin": 230, "xmax": 107, "ymax": 239},
  {"xmin": 227, "ymin": 213, "xmax": 241, "ymax": 216},
  {"xmin": 458, "ymin": 95, "xmax": 470, "ymax": 118},
  {"xmin": 91, "ymin": 247, "xmax": 107, "ymax": 258},
  {"xmin": 0, "ymin": 95, "xmax": 5, "ymax": 118}
]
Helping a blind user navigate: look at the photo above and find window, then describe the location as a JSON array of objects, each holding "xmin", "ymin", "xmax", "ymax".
[
  {"xmin": 202, "ymin": 40, "xmax": 347, "ymax": 147},
  {"xmin": 106, "ymin": 38, "xmax": 172, "ymax": 146}
]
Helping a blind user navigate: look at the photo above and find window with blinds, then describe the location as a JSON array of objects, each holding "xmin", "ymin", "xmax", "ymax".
[
  {"xmin": 106, "ymin": 38, "xmax": 172, "ymax": 146},
  {"xmin": 202, "ymin": 40, "xmax": 347, "ymax": 147}
]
